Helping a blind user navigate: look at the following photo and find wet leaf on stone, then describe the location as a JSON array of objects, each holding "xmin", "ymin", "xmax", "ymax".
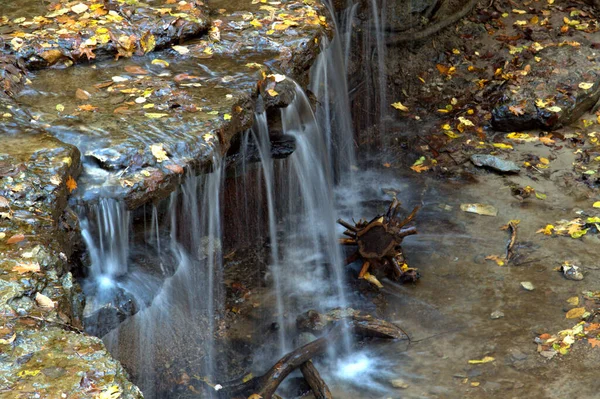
[
  {"xmin": 7, "ymin": 234, "xmax": 25, "ymax": 244},
  {"xmin": 78, "ymin": 104, "xmax": 98, "ymax": 112},
  {"xmin": 0, "ymin": 333, "xmax": 15, "ymax": 345},
  {"xmin": 97, "ymin": 385, "xmax": 121, "ymax": 399},
  {"xmin": 579, "ymin": 82, "xmax": 594, "ymax": 90},
  {"xmin": 66, "ymin": 176, "xmax": 77, "ymax": 193},
  {"xmin": 509, "ymin": 104, "xmax": 525, "ymax": 116},
  {"xmin": 56, "ymin": 104, "xmax": 65, "ymax": 112},
  {"xmin": 151, "ymin": 144, "xmax": 168, "ymax": 162},
  {"xmin": 12, "ymin": 262, "xmax": 41, "ymax": 274},
  {"xmin": 145, "ymin": 113, "xmax": 169, "ymax": 119},
  {"xmin": 172, "ymin": 45, "xmax": 190, "ymax": 55},
  {"xmin": 35, "ymin": 292, "xmax": 54, "ymax": 310}
]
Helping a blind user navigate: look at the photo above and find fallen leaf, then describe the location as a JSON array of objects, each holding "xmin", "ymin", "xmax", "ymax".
[
  {"xmin": 151, "ymin": 59, "xmax": 170, "ymax": 67},
  {"xmin": 546, "ymin": 106, "xmax": 562, "ymax": 113},
  {"xmin": 224, "ymin": 113, "xmax": 232, "ymax": 120},
  {"xmin": 492, "ymin": 143, "xmax": 513, "ymax": 150},
  {"xmin": 56, "ymin": 104, "xmax": 65, "ymax": 112},
  {"xmin": 391, "ymin": 102, "xmax": 409, "ymax": 111},
  {"xmin": 468, "ymin": 356, "xmax": 495, "ymax": 364},
  {"xmin": 593, "ymin": 201, "xmax": 600, "ymax": 208},
  {"xmin": 165, "ymin": 164, "xmax": 184, "ymax": 174},
  {"xmin": 566, "ymin": 296, "xmax": 579, "ymax": 306},
  {"xmin": 71, "ymin": 3, "xmax": 89, "ymax": 14},
  {"xmin": 248, "ymin": 395, "xmax": 263, "ymax": 399},
  {"xmin": 12, "ymin": 262, "xmax": 41, "ymax": 274},
  {"xmin": 509, "ymin": 104, "xmax": 525, "ymax": 116},
  {"xmin": 124, "ymin": 65, "xmax": 149, "ymax": 75},
  {"xmin": 589, "ymin": 338, "xmax": 600, "ymax": 348},
  {"xmin": 75, "ymin": 88, "xmax": 90, "ymax": 100},
  {"xmin": 66, "ymin": 176, "xmax": 77, "ymax": 193},
  {"xmin": 461, "ymin": 203, "xmax": 497, "ymax": 216},
  {"xmin": 267, "ymin": 89, "xmax": 278, "ymax": 97},
  {"xmin": 0, "ymin": 333, "xmax": 16, "ymax": 345},
  {"xmin": 145, "ymin": 113, "xmax": 169, "ymax": 119},
  {"xmin": 78, "ymin": 104, "xmax": 98, "ymax": 112},
  {"xmin": 172, "ymin": 45, "xmax": 190, "ymax": 55},
  {"xmin": 97, "ymin": 385, "xmax": 121, "ymax": 399},
  {"xmin": 35, "ymin": 292, "xmax": 54, "ymax": 310},
  {"xmin": 485, "ymin": 255, "xmax": 505, "ymax": 266},
  {"xmin": 7, "ymin": 234, "xmax": 25, "ymax": 244},
  {"xmin": 566, "ymin": 307, "xmax": 586, "ymax": 319},
  {"xmin": 151, "ymin": 143, "xmax": 168, "ymax": 162},
  {"xmin": 0, "ymin": 196, "xmax": 9, "ymax": 208},
  {"xmin": 579, "ymin": 82, "xmax": 594, "ymax": 90}
]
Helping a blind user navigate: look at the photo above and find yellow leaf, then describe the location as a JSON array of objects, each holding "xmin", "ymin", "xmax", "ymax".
[
  {"xmin": 151, "ymin": 143, "xmax": 168, "ymax": 162},
  {"xmin": 391, "ymin": 102, "xmax": 409, "ymax": 111},
  {"xmin": 71, "ymin": 3, "xmax": 89, "ymax": 14},
  {"xmin": 248, "ymin": 395, "xmax": 263, "ymax": 399},
  {"xmin": 66, "ymin": 176, "xmax": 77, "ymax": 193},
  {"xmin": 145, "ymin": 113, "xmax": 169, "ymax": 119},
  {"xmin": 546, "ymin": 106, "xmax": 562, "ymax": 113},
  {"xmin": 468, "ymin": 356, "xmax": 495, "ymax": 364},
  {"xmin": 492, "ymin": 143, "xmax": 513, "ymax": 150},
  {"xmin": 540, "ymin": 157, "xmax": 550, "ymax": 165},
  {"xmin": 579, "ymin": 82, "xmax": 594, "ymax": 90},
  {"xmin": 267, "ymin": 89, "xmax": 279, "ymax": 97},
  {"xmin": 97, "ymin": 385, "xmax": 121, "ymax": 399},
  {"xmin": 566, "ymin": 296, "xmax": 579, "ymax": 306},
  {"xmin": 566, "ymin": 307, "xmax": 586, "ymax": 319},
  {"xmin": 172, "ymin": 45, "xmax": 189, "ymax": 55},
  {"xmin": 536, "ymin": 224, "xmax": 554, "ymax": 235},
  {"xmin": 151, "ymin": 59, "xmax": 169, "ymax": 67},
  {"xmin": 593, "ymin": 201, "xmax": 600, "ymax": 208},
  {"xmin": 224, "ymin": 113, "xmax": 232, "ymax": 120},
  {"xmin": 362, "ymin": 272, "xmax": 383, "ymax": 288},
  {"xmin": 17, "ymin": 369, "xmax": 40, "ymax": 377},
  {"xmin": 250, "ymin": 19, "xmax": 263, "ymax": 28},
  {"xmin": 485, "ymin": 255, "xmax": 505, "ymax": 266},
  {"xmin": 140, "ymin": 32, "xmax": 156, "ymax": 53},
  {"xmin": 0, "ymin": 333, "xmax": 16, "ymax": 345},
  {"xmin": 444, "ymin": 131, "xmax": 460, "ymax": 139},
  {"xmin": 535, "ymin": 98, "xmax": 548, "ymax": 108},
  {"xmin": 56, "ymin": 104, "xmax": 65, "ymax": 112}
]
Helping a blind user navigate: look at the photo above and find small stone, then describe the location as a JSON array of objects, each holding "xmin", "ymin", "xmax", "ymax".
[
  {"xmin": 471, "ymin": 154, "xmax": 520, "ymax": 173},
  {"xmin": 539, "ymin": 350, "xmax": 556, "ymax": 360},
  {"xmin": 390, "ymin": 379, "xmax": 409, "ymax": 389},
  {"xmin": 520, "ymin": 281, "xmax": 534, "ymax": 291},
  {"xmin": 561, "ymin": 264, "xmax": 584, "ymax": 281},
  {"xmin": 490, "ymin": 310, "xmax": 505, "ymax": 319},
  {"xmin": 508, "ymin": 349, "xmax": 527, "ymax": 361}
]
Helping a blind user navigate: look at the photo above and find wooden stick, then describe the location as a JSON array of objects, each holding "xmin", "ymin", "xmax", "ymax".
[
  {"xmin": 395, "ymin": 206, "xmax": 420, "ymax": 229},
  {"xmin": 339, "ymin": 238, "xmax": 357, "ymax": 245},
  {"xmin": 358, "ymin": 261, "xmax": 370, "ymax": 278},
  {"xmin": 300, "ymin": 361, "xmax": 333, "ymax": 399},
  {"xmin": 336, "ymin": 218, "xmax": 357, "ymax": 231}
]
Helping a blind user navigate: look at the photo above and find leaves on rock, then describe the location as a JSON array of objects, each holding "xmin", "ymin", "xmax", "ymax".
[
  {"xmin": 151, "ymin": 143, "xmax": 168, "ymax": 162},
  {"xmin": 35, "ymin": 292, "xmax": 55, "ymax": 310},
  {"xmin": 66, "ymin": 176, "xmax": 77, "ymax": 193},
  {"xmin": 12, "ymin": 262, "xmax": 41, "ymax": 274}
]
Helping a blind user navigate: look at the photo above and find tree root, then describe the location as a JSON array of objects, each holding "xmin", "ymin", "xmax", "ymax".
[{"xmin": 387, "ymin": 0, "xmax": 481, "ymax": 44}]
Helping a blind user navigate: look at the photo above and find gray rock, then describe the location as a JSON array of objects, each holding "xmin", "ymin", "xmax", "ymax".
[{"xmin": 471, "ymin": 154, "xmax": 520, "ymax": 173}]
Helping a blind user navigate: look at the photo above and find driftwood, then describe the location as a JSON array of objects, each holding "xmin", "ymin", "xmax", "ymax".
[
  {"xmin": 217, "ymin": 310, "xmax": 406, "ymax": 398},
  {"xmin": 300, "ymin": 361, "xmax": 333, "ymax": 399},
  {"xmin": 217, "ymin": 328, "xmax": 340, "ymax": 399},
  {"xmin": 338, "ymin": 199, "xmax": 419, "ymax": 287},
  {"xmin": 297, "ymin": 308, "xmax": 409, "ymax": 340}
]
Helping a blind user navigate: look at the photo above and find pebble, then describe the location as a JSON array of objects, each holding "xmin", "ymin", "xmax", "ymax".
[
  {"xmin": 390, "ymin": 379, "xmax": 409, "ymax": 389},
  {"xmin": 520, "ymin": 281, "xmax": 534, "ymax": 291},
  {"xmin": 508, "ymin": 348, "xmax": 528, "ymax": 361},
  {"xmin": 490, "ymin": 310, "xmax": 505, "ymax": 319}
]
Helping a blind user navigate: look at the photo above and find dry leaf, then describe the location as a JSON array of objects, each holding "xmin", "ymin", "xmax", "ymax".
[
  {"xmin": 78, "ymin": 104, "xmax": 98, "ymax": 112},
  {"xmin": 588, "ymin": 338, "xmax": 600, "ymax": 348},
  {"xmin": 0, "ymin": 196, "xmax": 9, "ymax": 208},
  {"xmin": 391, "ymin": 102, "xmax": 409, "ymax": 112},
  {"xmin": 124, "ymin": 65, "xmax": 149, "ymax": 75},
  {"xmin": 509, "ymin": 104, "xmax": 525, "ymax": 116},
  {"xmin": 460, "ymin": 203, "xmax": 498, "ymax": 216},
  {"xmin": 35, "ymin": 292, "xmax": 55, "ymax": 310},
  {"xmin": 165, "ymin": 164, "xmax": 184, "ymax": 174}
]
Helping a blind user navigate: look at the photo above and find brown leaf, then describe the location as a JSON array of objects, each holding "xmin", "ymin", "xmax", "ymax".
[
  {"xmin": 40, "ymin": 49, "xmax": 63, "ymax": 64},
  {"xmin": 75, "ymin": 88, "xmax": 90, "ymax": 100},
  {"xmin": 12, "ymin": 262, "xmax": 41, "ymax": 274},
  {"xmin": 0, "ymin": 196, "xmax": 9, "ymax": 208},
  {"xmin": 7, "ymin": 234, "xmax": 25, "ymax": 244},
  {"xmin": 508, "ymin": 104, "xmax": 526, "ymax": 116},
  {"xmin": 165, "ymin": 164, "xmax": 184, "ymax": 174},
  {"xmin": 124, "ymin": 65, "xmax": 149, "ymax": 75},
  {"xmin": 589, "ymin": 338, "xmax": 600, "ymax": 348},
  {"xmin": 78, "ymin": 104, "xmax": 98, "ymax": 112},
  {"xmin": 566, "ymin": 307, "xmax": 586, "ymax": 319}
]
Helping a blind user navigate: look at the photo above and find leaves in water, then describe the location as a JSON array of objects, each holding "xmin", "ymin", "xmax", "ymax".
[
  {"xmin": 566, "ymin": 307, "xmax": 586, "ymax": 319},
  {"xmin": 7, "ymin": 234, "xmax": 25, "ymax": 244},
  {"xmin": 468, "ymin": 356, "xmax": 495, "ymax": 364},
  {"xmin": 579, "ymin": 82, "xmax": 594, "ymax": 90},
  {"xmin": 460, "ymin": 203, "xmax": 498, "ymax": 216}
]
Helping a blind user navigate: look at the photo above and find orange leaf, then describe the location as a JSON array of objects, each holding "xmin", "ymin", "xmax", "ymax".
[
  {"xmin": 508, "ymin": 104, "xmax": 525, "ymax": 116},
  {"xmin": 12, "ymin": 262, "xmax": 41, "ymax": 274},
  {"xmin": 165, "ymin": 164, "xmax": 184, "ymax": 174},
  {"xmin": 7, "ymin": 234, "xmax": 25, "ymax": 244},
  {"xmin": 66, "ymin": 176, "xmax": 77, "ymax": 193},
  {"xmin": 124, "ymin": 65, "xmax": 149, "ymax": 75},
  {"xmin": 588, "ymin": 338, "xmax": 600, "ymax": 348},
  {"xmin": 75, "ymin": 88, "xmax": 90, "ymax": 100},
  {"xmin": 78, "ymin": 104, "xmax": 98, "ymax": 112}
]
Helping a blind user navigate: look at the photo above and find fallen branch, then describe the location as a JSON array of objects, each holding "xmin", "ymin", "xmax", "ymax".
[
  {"xmin": 217, "ymin": 327, "xmax": 340, "ymax": 399},
  {"xmin": 300, "ymin": 361, "xmax": 333, "ymax": 399}
]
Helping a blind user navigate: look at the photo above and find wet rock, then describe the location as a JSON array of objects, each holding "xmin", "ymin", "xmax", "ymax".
[
  {"xmin": 471, "ymin": 154, "xmax": 520, "ymax": 174},
  {"xmin": 490, "ymin": 310, "xmax": 505, "ymax": 319},
  {"xmin": 0, "ymin": 0, "xmax": 210, "ymax": 70},
  {"xmin": 561, "ymin": 263, "xmax": 584, "ymax": 281},
  {"xmin": 508, "ymin": 348, "xmax": 528, "ymax": 362},
  {"xmin": 492, "ymin": 46, "xmax": 600, "ymax": 132},
  {"xmin": 84, "ymin": 287, "xmax": 138, "ymax": 337}
]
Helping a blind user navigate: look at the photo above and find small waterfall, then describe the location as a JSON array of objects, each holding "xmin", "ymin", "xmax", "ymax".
[{"xmin": 80, "ymin": 198, "xmax": 130, "ymax": 286}]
